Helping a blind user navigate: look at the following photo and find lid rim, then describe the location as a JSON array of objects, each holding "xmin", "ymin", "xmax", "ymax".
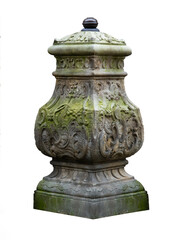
[{"xmin": 48, "ymin": 44, "xmax": 132, "ymax": 57}]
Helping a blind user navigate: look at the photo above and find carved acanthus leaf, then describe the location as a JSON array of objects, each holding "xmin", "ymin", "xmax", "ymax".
[{"xmin": 54, "ymin": 32, "xmax": 126, "ymax": 45}]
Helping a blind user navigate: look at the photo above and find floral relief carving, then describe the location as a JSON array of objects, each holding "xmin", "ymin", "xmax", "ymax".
[
  {"xmin": 39, "ymin": 123, "xmax": 88, "ymax": 160},
  {"xmin": 35, "ymin": 79, "xmax": 143, "ymax": 162},
  {"xmin": 54, "ymin": 31, "xmax": 126, "ymax": 45},
  {"xmin": 98, "ymin": 113, "xmax": 143, "ymax": 160},
  {"xmin": 94, "ymin": 80, "xmax": 125, "ymax": 100},
  {"xmin": 54, "ymin": 79, "xmax": 90, "ymax": 99},
  {"xmin": 56, "ymin": 57, "xmax": 124, "ymax": 70}
]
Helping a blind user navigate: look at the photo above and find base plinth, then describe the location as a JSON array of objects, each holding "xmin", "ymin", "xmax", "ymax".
[
  {"xmin": 34, "ymin": 190, "xmax": 148, "ymax": 219},
  {"xmin": 34, "ymin": 160, "xmax": 149, "ymax": 219}
]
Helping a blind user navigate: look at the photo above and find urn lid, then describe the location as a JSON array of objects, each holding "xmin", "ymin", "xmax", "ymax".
[
  {"xmin": 48, "ymin": 17, "xmax": 131, "ymax": 57},
  {"xmin": 48, "ymin": 18, "xmax": 131, "ymax": 77}
]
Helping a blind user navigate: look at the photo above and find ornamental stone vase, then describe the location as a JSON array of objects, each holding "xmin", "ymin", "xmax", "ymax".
[{"xmin": 34, "ymin": 17, "xmax": 149, "ymax": 219}]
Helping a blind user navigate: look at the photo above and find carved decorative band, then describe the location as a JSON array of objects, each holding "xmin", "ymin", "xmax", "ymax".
[
  {"xmin": 45, "ymin": 165, "xmax": 133, "ymax": 183},
  {"xmin": 56, "ymin": 56, "xmax": 124, "ymax": 70}
]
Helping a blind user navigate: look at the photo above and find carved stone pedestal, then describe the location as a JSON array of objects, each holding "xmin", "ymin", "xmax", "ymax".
[
  {"xmin": 34, "ymin": 159, "xmax": 148, "ymax": 218},
  {"xmin": 34, "ymin": 18, "xmax": 149, "ymax": 218}
]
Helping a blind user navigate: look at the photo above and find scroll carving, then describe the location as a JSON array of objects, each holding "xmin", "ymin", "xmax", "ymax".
[
  {"xmin": 39, "ymin": 123, "xmax": 88, "ymax": 160},
  {"xmin": 57, "ymin": 56, "xmax": 124, "ymax": 70},
  {"xmin": 35, "ymin": 78, "xmax": 143, "ymax": 162},
  {"xmin": 99, "ymin": 114, "xmax": 143, "ymax": 160}
]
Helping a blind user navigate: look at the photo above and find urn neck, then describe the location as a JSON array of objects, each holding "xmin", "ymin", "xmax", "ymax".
[{"xmin": 53, "ymin": 56, "xmax": 127, "ymax": 77}]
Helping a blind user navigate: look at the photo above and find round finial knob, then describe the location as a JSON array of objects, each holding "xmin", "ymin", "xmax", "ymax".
[{"xmin": 81, "ymin": 17, "xmax": 99, "ymax": 32}]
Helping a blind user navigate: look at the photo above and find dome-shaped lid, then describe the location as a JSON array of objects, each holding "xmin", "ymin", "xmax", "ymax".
[{"xmin": 48, "ymin": 18, "xmax": 131, "ymax": 57}]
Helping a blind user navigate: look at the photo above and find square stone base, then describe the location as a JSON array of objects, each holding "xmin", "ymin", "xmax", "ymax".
[{"xmin": 34, "ymin": 190, "xmax": 149, "ymax": 219}]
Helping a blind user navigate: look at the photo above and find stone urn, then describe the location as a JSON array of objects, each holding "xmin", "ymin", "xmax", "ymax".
[{"xmin": 34, "ymin": 17, "xmax": 149, "ymax": 218}]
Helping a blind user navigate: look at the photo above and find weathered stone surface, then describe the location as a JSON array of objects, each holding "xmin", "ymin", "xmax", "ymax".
[
  {"xmin": 35, "ymin": 78, "xmax": 143, "ymax": 163},
  {"xmin": 48, "ymin": 31, "xmax": 131, "ymax": 57},
  {"xmin": 34, "ymin": 160, "xmax": 148, "ymax": 218},
  {"xmin": 34, "ymin": 18, "xmax": 149, "ymax": 218},
  {"xmin": 34, "ymin": 190, "xmax": 148, "ymax": 219}
]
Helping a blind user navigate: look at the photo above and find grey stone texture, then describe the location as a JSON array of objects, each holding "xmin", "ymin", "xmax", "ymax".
[{"xmin": 34, "ymin": 18, "xmax": 149, "ymax": 218}]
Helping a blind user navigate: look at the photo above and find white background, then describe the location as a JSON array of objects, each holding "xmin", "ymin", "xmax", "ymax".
[{"xmin": 1, "ymin": 0, "xmax": 180, "ymax": 239}]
